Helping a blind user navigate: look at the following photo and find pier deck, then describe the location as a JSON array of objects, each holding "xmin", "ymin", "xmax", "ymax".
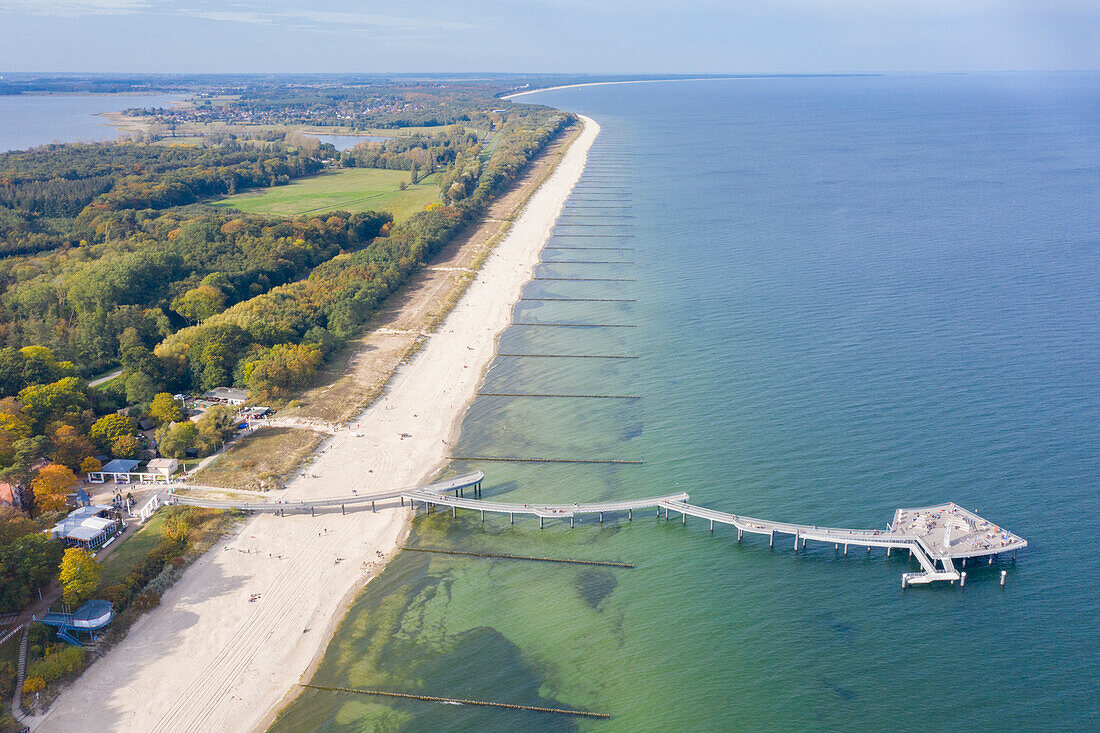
[{"xmin": 168, "ymin": 471, "xmax": 1025, "ymax": 586}]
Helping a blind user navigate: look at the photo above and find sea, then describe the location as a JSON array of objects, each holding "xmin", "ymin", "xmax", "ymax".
[
  {"xmin": 14, "ymin": 76, "xmax": 1100, "ymax": 730},
  {"xmin": 0, "ymin": 94, "xmax": 182, "ymax": 152}
]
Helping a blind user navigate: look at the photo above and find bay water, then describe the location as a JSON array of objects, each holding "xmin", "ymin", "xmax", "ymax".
[{"xmin": 272, "ymin": 74, "xmax": 1099, "ymax": 731}]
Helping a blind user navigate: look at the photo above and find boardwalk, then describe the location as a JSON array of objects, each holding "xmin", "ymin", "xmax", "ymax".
[{"xmin": 168, "ymin": 472, "xmax": 1026, "ymax": 586}]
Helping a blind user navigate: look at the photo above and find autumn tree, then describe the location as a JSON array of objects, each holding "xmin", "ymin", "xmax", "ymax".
[
  {"xmin": 110, "ymin": 434, "xmax": 141, "ymax": 459},
  {"xmin": 59, "ymin": 547, "xmax": 100, "ymax": 606},
  {"xmin": 80, "ymin": 456, "xmax": 102, "ymax": 474},
  {"xmin": 48, "ymin": 424, "xmax": 95, "ymax": 471},
  {"xmin": 88, "ymin": 414, "xmax": 136, "ymax": 452},
  {"xmin": 31, "ymin": 463, "xmax": 78, "ymax": 513},
  {"xmin": 244, "ymin": 343, "xmax": 322, "ymax": 398},
  {"xmin": 149, "ymin": 393, "xmax": 184, "ymax": 426},
  {"xmin": 18, "ymin": 378, "xmax": 88, "ymax": 431}
]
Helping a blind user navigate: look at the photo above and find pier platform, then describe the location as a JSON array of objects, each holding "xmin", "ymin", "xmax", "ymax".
[{"xmin": 168, "ymin": 472, "xmax": 1026, "ymax": 586}]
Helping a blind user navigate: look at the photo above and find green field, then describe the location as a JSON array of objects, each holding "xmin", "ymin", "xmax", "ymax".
[{"xmin": 213, "ymin": 168, "xmax": 440, "ymax": 222}]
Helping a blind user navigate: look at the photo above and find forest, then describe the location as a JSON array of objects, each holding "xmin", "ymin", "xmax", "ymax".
[{"xmin": 0, "ymin": 86, "xmax": 571, "ymax": 520}]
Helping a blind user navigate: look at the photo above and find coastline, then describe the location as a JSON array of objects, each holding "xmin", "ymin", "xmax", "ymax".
[
  {"xmin": 503, "ymin": 76, "xmax": 734, "ymax": 99},
  {"xmin": 34, "ymin": 115, "xmax": 598, "ymax": 733}
]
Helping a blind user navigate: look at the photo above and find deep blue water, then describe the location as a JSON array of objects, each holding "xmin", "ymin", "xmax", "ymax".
[{"xmin": 274, "ymin": 74, "xmax": 1100, "ymax": 731}]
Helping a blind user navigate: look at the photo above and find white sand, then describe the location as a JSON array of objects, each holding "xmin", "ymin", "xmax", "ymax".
[{"xmin": 35, "ymin": 115, "xmax": 598, "ymax": 733}]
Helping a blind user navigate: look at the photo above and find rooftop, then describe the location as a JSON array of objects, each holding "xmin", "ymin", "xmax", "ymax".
[{"xmin": 99, "ymin": 459, "xmax": 141, "ymax": 474}]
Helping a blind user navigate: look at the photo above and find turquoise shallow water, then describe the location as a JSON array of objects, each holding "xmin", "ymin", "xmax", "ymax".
[{"xmin": 274, "ymin": 75, "xmax": 1100, "ymax": 731}]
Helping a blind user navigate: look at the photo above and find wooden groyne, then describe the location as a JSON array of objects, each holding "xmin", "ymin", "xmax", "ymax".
[
  {"xmin": 400, "ymin": 547, "xmax": 634, "ymax": 568},
  {"xmin": 300, "ymin": 685, "xmax": 610, "ymax": 719},
  {"xmin": 494, "ymin": 353, "xmax": 639, "ymax": 359},
  {"xmin": 475, "ymin": 392, "xmax": 640, "ymax": 399}
]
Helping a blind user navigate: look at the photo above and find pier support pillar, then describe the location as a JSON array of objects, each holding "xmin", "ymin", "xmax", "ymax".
[
  {"xmin": 372, "ymin": 501, "xmax": 376, "ymax": 513},
  {"xmin": 682, "ymin": 512, "xmax": 686, "ymax": 525},
  {"xmin": 960, "ymin": 572, "xmax": 966, "ymax": 587},
  {"xmin": 769, "ymin": 532, "xmax": 774, "ymax": 548},
  {"xmin": 310, "ymin": 507, "xmax": 315, "ymax": 517},
  {"xmin": 886, "ymin": 547, "xmax": 891, "ymax": 557},
  {"xmin": 989, "ymin": 556, "xmax": 993, "ymax": 565},
  {"xmin": 844, "ymin": 544, "xmax": 848, "ymax": 556},
  {"xmin": 400, "ymin": 497, "xmax": 404, "ymax": 507},
  {"xmin": 481, "ymin": 510, "xmax": 485, "ymax": 522},
  {"xmin": 737, "ymin": 528, "xmax": 743, "ymax": 542},
  {"xmin": 1000, "ymin": 570, "xmax": 1007, "ymax": 587},
  {"xmin": 571, "ymin": 516, "xmax": 575, "ymax": 529},
  {"xmin": 902, "ymin": 576, "xmax": 907, "ymax": 589},
  {"xmin": 539, "ymin": 516, "xmax": 544, "ymax": 529},
  {"xmin": 451, "ymin": 506, "xmax": 456, "ymax": 518},
  {"xmin": 341, "ymin": 504, "xmax": 345, "ymax": 515},
  {"xmin": 794, "ymin": 533, "xmax": 799, "ymax": 552},
  {"xmin": 600, "ymin": 512, "xmax": 604, "ymax": 524},
  {"xmin": 710, "ymin": 520, "xmax": 714, "ymax": 533},
  {"xmin": 834, "ymin": 543, "xmax": 838, "ymax": 551},
  {"xmin": 510, "ymin": 512, "xmax": 514, "ymax": 524},
  {"xmin": 628, "ymin": 509, "xmax": 632, "ymax": 521},
  {"xmin": 1012, "ymin": 550, "xmax": 1016, "ymax": 560}
]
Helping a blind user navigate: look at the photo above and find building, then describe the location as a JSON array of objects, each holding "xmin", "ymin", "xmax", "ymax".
[
  {"xmin": 49, "ymin": 505, "xmax": 123, "ymax": 550},
  {"xmin": 87, "ymin": 458, "xmax": 141, "ymax": 484},
  {"xmin": 0, "ymin": 482, "xmax": 20, "ymax": 509},
  {"xmin": 201, "ymin": 387, "xmax": 248, "ymax": 406},
  {"xmin": 145, "ymin": 458, "xmax": 179, "ymax": 477}
]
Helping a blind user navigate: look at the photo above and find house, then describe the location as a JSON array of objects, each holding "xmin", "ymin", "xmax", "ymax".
[
  {"xmin": 138, "ymin": 417, "xmax": 156, "ymax": 431},
  {"xmin": 49, "ymin": 505, "xmax": 123, "ymax": 550},
  {"xmin": 0, "ymin": 482, "xmax": 18, "ymax": 509},
  {"xmin": 145, "ymin": 458, "xmax": 178, "ymax": 477},
  {"xmin": 201, "ymin": 387, "xmax": 248, "ymax": 406}
]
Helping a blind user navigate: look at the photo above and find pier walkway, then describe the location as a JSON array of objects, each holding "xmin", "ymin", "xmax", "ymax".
[{"xmin": 167, "ymin": 471, "xmax": 1026, "ymax": 586}]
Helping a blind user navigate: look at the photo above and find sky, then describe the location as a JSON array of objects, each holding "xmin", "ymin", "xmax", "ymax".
[{"xmin": 1, "ymin": 0, "xmax": 1097, "ymax": 74}]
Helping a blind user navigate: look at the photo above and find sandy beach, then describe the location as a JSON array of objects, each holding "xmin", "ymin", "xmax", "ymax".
[{"xmin": 35, "ymin": 115, "xmax": 598, "ymax": 733}]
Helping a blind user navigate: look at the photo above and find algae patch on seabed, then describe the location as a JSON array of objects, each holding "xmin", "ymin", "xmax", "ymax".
[{"xmin": 270, "ymin": 547, "xmax": 582, "ymax": 732}]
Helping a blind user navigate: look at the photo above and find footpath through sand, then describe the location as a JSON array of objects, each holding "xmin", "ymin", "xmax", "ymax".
[{"xmin": 34, "ymin": 116, "xmax": 598, "ymax": 733}]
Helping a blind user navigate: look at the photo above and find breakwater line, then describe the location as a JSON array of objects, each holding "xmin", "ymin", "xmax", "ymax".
[
  {"xmin": 400, "ymin": 547, "xmax": 634, "ymax": 568},
  {"xmin": 299, "ymin": 685, "xmax": 610, "ymax": 719}
]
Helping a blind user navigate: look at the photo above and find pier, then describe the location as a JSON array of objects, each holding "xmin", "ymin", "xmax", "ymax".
[{"xmin": 168, "ymin": 472, "xmax": 1026, "ymax": 586}]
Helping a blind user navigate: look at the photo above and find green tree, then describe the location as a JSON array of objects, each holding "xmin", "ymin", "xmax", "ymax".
[
  {"xmin": 59, "ymin": 547, "xmax": 100, "ymax": 606},
  {"xmin": 171, "ymin": 284, "xmax": 226, "ymax": 325},
  {"xmin": 88, "ymin": 413, "xmax": 136, "ymax": 451},
  {"xmin": 17, "ymin": 378, "xmax": 88, "ymax": 431},
  {"xmin": 156, "ymin": 421, "xmax": 198, "ymax": 459},
  {"xmin": 0, "ymin": 533, "xmax": 63, "ymax": 611},
  {"xmin": 149, "ymin": 393, "xmax": 184, "ymax": 426},
  {"xmin": 110, "ymin": 434, "xmax": 140, "ymax": 459},
  {"xmin": 195, "ymin": 406, "xmax": 237, "ymax": 455},
  {"xmin": 244, "ymin": 343, "xmax": 322, "ymax": 398}
]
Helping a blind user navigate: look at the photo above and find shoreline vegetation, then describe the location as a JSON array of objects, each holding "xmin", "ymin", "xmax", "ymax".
[
  {"xmin": 0, "ymin": 77, "xmax": 577, "ymax": 731},
  {"xmin": 15, "ymin": 71, "xmax": 594, "ymax": 721}
]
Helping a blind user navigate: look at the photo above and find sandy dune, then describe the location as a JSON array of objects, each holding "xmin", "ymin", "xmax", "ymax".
[{"xmin": 35, "ymin": 116, "xmax": 597, "ymax": 733}]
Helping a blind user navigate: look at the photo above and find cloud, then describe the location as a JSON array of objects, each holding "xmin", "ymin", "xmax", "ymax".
[
  {"xmin": 189, "ymin": 7, "xmax": 474, "ymax": 33},
  {"xmin": 0, "ymin": 0, "xmax": 154, "ymax": 13}
]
